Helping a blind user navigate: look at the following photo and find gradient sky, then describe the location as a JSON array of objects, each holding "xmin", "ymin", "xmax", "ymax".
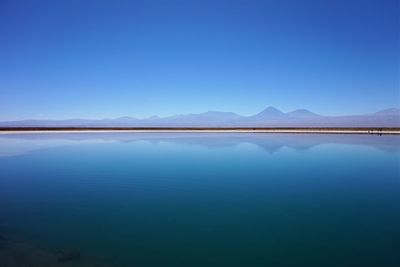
[{"xmin": 0, "ymin": 0, "xmax": 399, "ymax": 120}]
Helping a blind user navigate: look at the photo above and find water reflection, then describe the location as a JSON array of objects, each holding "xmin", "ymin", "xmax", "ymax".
[{"xmin": 0, "ymin": 132, "xmax": 399, "ymax": 157}]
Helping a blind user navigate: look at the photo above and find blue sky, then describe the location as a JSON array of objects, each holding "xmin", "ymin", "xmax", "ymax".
[{"xmin": 0, "ymin": 0, "xmax": 398, "ymax": 120}]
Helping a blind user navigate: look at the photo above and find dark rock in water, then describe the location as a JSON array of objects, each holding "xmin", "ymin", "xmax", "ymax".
[
  {"xmin": 0, "ymin": 234, "xmax": 7, "ymax": 241},
  {"xmin": 0, "ymin": 234, "xmax": 5, "ymax": 249},
  {"xmin": 57, "ymin": 249, "xmax": 81, "ymax": 262}
]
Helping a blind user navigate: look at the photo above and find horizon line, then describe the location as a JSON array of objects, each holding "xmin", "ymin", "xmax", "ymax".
[{"xmin": 1, "ymin": 106, "xmax": 399, "ymax": 122}]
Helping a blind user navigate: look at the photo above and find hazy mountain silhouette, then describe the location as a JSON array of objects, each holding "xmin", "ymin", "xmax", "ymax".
[
  {"xmin": 247, "ymin": 106, "xmax": 286, "ymax": 120},
  {"xmin": 374, "ymin": 108, "xmax": 400, "ymax": 116},
  {"xmin": 286, "ymin": 109, "xmax": 321, "ymax": 118},
  {"xmin": 0, "ymin": 107, "xmax": 399, "ymax": 127}
]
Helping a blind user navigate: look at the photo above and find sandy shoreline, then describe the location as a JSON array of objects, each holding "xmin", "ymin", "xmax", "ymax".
[{"xmin": 0, "ymin": 128, "xmax": 399, "ymax": 135}]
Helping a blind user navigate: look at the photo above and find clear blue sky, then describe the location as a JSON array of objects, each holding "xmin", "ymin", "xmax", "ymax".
[{"xmin": 0, "ymin": 0, "xmax": 398, "ymax": 120}]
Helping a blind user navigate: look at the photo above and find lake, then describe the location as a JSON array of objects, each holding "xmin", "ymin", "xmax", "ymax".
[{"xmin": 0, "ymin": 133, "xmax": 399, "ymax": 267}]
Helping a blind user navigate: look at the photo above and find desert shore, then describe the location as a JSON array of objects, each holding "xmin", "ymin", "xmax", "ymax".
[{"xmin": 0, "ymin": 127, "xmax": 399, "ymax": 135}]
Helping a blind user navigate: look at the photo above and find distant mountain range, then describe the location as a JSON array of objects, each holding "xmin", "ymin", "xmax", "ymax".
[{"xmin": 1, "ymin": 107, "xmax": 399, "ymax": 127}]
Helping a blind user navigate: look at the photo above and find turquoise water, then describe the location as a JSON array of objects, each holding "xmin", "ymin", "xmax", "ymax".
[{"xmin": 0, "ymin": 133, "xmax": 399, "ymax": 266}]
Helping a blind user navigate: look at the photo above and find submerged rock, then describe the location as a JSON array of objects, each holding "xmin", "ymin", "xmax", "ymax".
[
  {"xmin": 57, "ymin": 249, "xmax": 81, "ymax": 262},
  {"xmin": 0, "ymin": 234, "xmax": 5, "ymax": 249},
  {"xmin": 0, "ymin": 233, "xmax": 8, "ymax": 244}
]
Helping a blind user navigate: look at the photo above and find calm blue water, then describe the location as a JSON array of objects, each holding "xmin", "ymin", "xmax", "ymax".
[{"xmin": 0, "ymin": 133, "xmax": 399, "ymax": 267}]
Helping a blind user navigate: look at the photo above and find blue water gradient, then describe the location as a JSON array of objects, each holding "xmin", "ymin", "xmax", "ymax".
[{"xmin": 0, "ymin": 133, "xmax": 399, "ymax": 266}]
